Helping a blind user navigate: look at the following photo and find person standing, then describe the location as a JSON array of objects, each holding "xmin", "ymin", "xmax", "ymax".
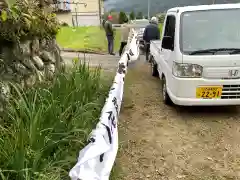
[
  {"xmin": 143, "ymin": 16, "xmax": 160, "ymax": 61},
  {"xmin": 119, "ymin": 18, "xmax": 130, "ymax": 56},
  {"xmin": 104, "ymin": 15, "xmax": 115, "ymax": 55}
]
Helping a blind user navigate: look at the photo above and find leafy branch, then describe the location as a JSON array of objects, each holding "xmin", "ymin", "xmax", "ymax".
[{"xmin": 0, "ymin": 0, "xmax": 60, "ymax": 43}]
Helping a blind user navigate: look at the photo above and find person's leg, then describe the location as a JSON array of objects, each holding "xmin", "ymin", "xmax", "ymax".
[
  {"xmin": 146, "ymin": 43, "xmax": 150, "ymax": 61},
  {"xmin": 109, "ymin": 36, "xmax": 114, "ymax": 55},
  {"xmin": 107, "ymin": 36, "xmax": 111, "ymax": 54}
]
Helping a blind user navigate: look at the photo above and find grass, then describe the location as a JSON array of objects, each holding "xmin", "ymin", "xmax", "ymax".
[
  {"xmin": 56, "ymin": 26, "xmax": 121, "ymax": 53},
  {"xmin": 0, "ymin": 60, "xmax": 113, "ymax": 179}
]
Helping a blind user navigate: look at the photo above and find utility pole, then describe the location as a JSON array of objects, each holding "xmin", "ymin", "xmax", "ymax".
[
  {"xmin": 212, "ymin": 0, "xmax": 216, "ymax": 4},
  {"xmin": 148, "ymin": 0, "xmax": 151, "ymax": 20},
  {"xmin": 98, "ymin": 0, "xmax": 102, "ymax": 27}
]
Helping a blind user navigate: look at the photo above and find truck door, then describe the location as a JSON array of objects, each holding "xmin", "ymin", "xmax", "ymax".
[{"xmin": 159, "ymin": 14, "xmax": 176, "ymax": 78}]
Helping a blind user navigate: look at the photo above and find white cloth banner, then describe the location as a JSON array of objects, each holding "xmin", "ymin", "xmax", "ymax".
[{"xmin": 69, "ymin": 30, "xmax": 140, "ymax": 180}]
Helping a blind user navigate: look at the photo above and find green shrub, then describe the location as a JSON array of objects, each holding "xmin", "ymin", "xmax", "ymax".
[
  {"xmin": 136, "ymin": 12, "xmax": 143, "ymax": 19},
  {"xmin": 0, "ymin": 60, "xmax": 111, "ymax": 179},
  {"xmin": 129, "ymin": 11, "xmax": 135, "ymax": 20},
  {"xmin": 118, "ymin": 11, "xmax": 128, "ymax": 24},
  {"xmin": 61, "ymin": 22, "xmax": 69, "ymax": 27},
  {"xmin": 0, "ymin": 0, "xmax": 60, "ymax": 43},
  {"xmin": 157, "ymin": 13, "xmax": 166, "ymax": 23}
]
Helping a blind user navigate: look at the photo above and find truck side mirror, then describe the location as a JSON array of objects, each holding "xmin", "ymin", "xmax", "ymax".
[{"xmin": 162, "ymin": 36, "xmax": 174, "ymax": 50}]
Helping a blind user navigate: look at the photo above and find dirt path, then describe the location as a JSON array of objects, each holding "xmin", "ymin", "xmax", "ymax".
[{"xmin": 115, "ymin": 56, "xmax": 240, "ymax": 180}]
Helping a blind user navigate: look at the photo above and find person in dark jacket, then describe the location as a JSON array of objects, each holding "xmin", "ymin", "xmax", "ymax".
[
  {"xmin": 143, "ymin": 16, "xmax": 160, "ymax": 61},
  {"xmin": 104, "ymin": 15, "xmax": 115, "ymax": 55}
]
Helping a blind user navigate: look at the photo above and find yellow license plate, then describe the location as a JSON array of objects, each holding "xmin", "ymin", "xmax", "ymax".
[{"xmin": 196, "ymin": 86, "xmax": 222, "ymax": 98}]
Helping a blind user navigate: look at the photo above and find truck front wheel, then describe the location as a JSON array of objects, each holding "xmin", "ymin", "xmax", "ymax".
[{"xmin": 162, "ymin": 76, "xmax": 172, "ymax": 105}]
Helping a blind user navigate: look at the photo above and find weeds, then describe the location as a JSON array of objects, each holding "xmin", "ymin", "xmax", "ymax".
[{"xmin": 0, "ymin": 61, "xmax": 111, "ymax": 179}]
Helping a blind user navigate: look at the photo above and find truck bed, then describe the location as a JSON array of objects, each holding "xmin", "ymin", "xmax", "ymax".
[
  {"xmin": 151, "ymin": 40, "xmax": 162, "ymax": 48},
  {"xmin": 150, "ymin": 40, "xmax": 162, "ymax": 58}
]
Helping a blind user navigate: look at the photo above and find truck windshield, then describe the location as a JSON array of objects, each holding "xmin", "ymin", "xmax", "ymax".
[{"xmin": 180, "ymin": 9, "xmax": 240, "ymax": 55}]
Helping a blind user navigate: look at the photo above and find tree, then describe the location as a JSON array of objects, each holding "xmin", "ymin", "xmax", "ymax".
[
  {"xmin": 129, "ymin": 11, "xmax": 135, "ymax": 20},
  {"xmin": 118, "ymin": 11, "xmax": 128, "ymax": 24},
  {"xmin": 136, "ymin": 12, "xmax": 143, "ymax": 19},
  {"xmin": 157, "ymin": 13, "xmax": 166, "ymax": 23}
]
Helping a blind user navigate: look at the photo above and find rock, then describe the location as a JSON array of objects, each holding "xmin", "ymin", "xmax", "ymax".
[
  {"xmin": 40, "ymin": 38, "xmax": 47, "ymax": 48},
  {"xmin": 45, "ymin": 64, "xmax": 55, "ymax": 80},
  {"xmin": 36, "ymin": 70, "xmax": 44, "ymax": 82},
  {"xmin": 0, "ymin": 36, "xmax": 62, "ymax": 110},
  {"xmin": 60, "ymin": 61, "xmax": 66, "ymax": 72},
  {"xmin": 20, "ymin": 58, "xmax": 37, "ymax": 72},
  {"xmin": 6, "ymin": 67, "xmax": 14, "ymax": 74},
  {"xmin": 0, "ymin": 59, "xmax": 6, "ymax": 73},
  {"xmin": 31, "ymin": 39, "xmax": 40, "ymax": 55},
  {"xmin": 0, "ymin": 1, "xmax": 8, "ymax": 9},
  {"xmin": 40, "ymin": 51, "xmax": 55, "ymax": 63},
  {"xmin": 13, "ymin": 63, "xmax": 29, "ymax": 76},
  {"xmin": 24, "ymin": 74, "xmax": 36, "ymax": 87},
  {"xmin": 19, "ymin": 41, "xmax": 31, "ymax": 56},
  {"xmin": 46, "ymin": 39, "xmax": 55, "ymax": 49},
  {"xmin": 0, "ymin": 82, "xmax": 10, "ymax": 102},
  {"xmin": 40, "ymin": 39, "xmax": 55, "ymax": 50},
  {"xmin": 1, "ymin": 46, "xmax": 14, "ymax": 62},
  {"xmin": 1, "ymin": 68, "xmax": 15, "ymax": 81},
  {"xmin": 32, "ymin": 56, "xmax": 44, "ymax": 70},
  {"xmin": 48, "ymin": 64, "xmax": 55, "ymax": 73},
  {"xmin": 0, "ymin": 82, "xmax": 10, "ymax": 113}
]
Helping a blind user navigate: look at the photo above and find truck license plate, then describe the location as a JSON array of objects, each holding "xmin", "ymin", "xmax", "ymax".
[{"xmin": 196, "ymin": 86, "xmax": 222, "ymax": 98}]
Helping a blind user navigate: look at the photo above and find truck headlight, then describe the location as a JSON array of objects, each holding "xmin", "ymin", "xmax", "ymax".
[{"xmin": 172, "ymin": 62, "xmax": 203, "ymax": 78}]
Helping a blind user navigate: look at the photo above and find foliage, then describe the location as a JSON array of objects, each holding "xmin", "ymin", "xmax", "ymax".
[
  {"xmin": 0, "ymin": 0, "xmax": 60, "ymax": 43},
  {"xmin": 129, "ymin": 11, "xmax": 135, "ymax": 20},
  {"xmin": 0, "ymin": 61, "xmax": 111, "ymax": 179},
  {"xmin": 118, "ymin": 11, "xmax": 128, "ymax": 24},
  {"xmin": 136, "ymin": 12, "xmax": 143, "ymax": 19},
  {"xmin": 157, "ymin": 13, "xmax": 166, "ymax": 23},
  {"xmin": 61, "ymin": 22, "xmax": 69, "ymax": 26}
]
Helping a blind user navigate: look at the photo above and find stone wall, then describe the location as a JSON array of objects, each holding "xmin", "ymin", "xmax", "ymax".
[{"xmin": 0, "ymin": 38, "xmax": 65, "ymax": 111}]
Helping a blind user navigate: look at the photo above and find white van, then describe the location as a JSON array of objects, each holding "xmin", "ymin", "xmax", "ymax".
[{"xmin": 150, "ymin": 4, "xmax": 240, "ymax": 106}]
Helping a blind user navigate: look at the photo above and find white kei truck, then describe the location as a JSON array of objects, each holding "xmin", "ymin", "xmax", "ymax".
[{"xmin": 150, "ymin": 4, "xmax": 240, "ymax": 106}]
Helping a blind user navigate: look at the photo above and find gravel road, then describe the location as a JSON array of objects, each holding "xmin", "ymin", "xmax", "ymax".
[
  {"xmin": 114, "ymin": 56, "xmax": 240, "ymax": 180},
  {"xmin": 61, "ymin": 52, "xmax": 120, "ymax": 72},
  {"xmin": 62, "ymin": 51, "xmax": 240, "ymax": 179}
]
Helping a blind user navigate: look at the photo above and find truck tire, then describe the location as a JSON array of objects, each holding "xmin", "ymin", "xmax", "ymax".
[
  {"xmin": 151, "ymin": 61, "xmax": 159, "ymax": 77},
  {"xmin": 149, "ymin": 55, "xmax": 153, "ymax": 63},
  {"xmin": 162, "ymin": 76, "xmax": 172, "ymax": 105}
]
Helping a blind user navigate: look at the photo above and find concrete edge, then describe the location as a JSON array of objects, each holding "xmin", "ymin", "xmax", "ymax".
[{"xmin": 61, "ymin": 48, "xmax": 108, "ymax": 55}]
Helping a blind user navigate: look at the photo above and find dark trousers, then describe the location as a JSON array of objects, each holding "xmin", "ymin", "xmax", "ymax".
[
  {"xmin": 119, "ymin": 41, "xmax": 127, "ymax": 56},
  {"xmin": 145, "ymin": 43, "xmax": 150, "ymax": 61},
  {"xmin": 106, "ymin": 35, "xmax": 114, "ymax": 54}
]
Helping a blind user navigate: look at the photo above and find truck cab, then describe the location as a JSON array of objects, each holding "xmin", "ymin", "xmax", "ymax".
[{"xmin": 150, "ymin": 4, "xmax": 240, "ymax": 106}]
